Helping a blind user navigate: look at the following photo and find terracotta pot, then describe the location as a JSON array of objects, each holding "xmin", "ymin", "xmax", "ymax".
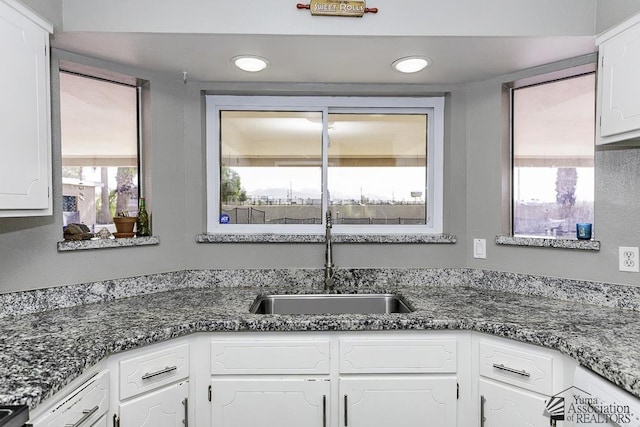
[{"xmin": 113, "ymin": 216, "xmax": 137, "ymax": 238}]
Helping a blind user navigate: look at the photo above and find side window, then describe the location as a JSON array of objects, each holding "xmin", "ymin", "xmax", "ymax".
[
  {"xmin": 511, "ymin": 72, "xmax": 595, "ymax": 238},
  {"xmin": 59, "ymin": 71, "xmax": 140, "ymax": 233}
]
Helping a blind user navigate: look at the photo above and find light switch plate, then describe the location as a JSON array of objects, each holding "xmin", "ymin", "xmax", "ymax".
[{"xmin": 473, "ymin": 238, "xmax": 486, "ymax": 259}]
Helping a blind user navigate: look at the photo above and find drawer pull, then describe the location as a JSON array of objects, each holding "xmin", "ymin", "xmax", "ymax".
[
  {"xmin": 141, "ymin": 365, "xmax": 178, "ymax": 380},
  {"xmin": 344, "ymin": 394, "xmax": 348, "ymax": 426},
  {"xmin": 65, "ymin": 405, "xmax": 99, "ymax": 427},
  {"xmin": 322, "ymin": 395, "xmax": 327, "ymax": 427},
  {"xmin": 492, "ymin": 363, "xmax": 530, "ymax": 377},
  {"xmin": 182, "ymin": 397, "xmax": 189, "ymax": 427}
]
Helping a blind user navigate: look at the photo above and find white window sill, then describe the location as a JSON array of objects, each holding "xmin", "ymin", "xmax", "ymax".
[
  {"xmin": 495, "ymin": 235, "xmax": 600, "ymax": 251},
  {"xmin": 57, "ymin": 236, "xmax": 160, "ymax": 252},
  {"xmin": 195, "ymin": 233, "xmax": 456, "ymax": 244}
]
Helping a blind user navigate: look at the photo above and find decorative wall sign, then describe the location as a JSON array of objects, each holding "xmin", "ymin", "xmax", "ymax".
[{"xmin": 296, "ymin": 0, "xmax": 378, "ymax": 18}]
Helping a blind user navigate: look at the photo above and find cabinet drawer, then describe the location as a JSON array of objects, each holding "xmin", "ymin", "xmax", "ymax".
[
  {"xmin": 41, "ymin": 370, "xmax": 109, "ymax": 427},
  {"xmin": 211, "ymin": 339, "xmax": 330, "ymax": 374},
  {"xmin": 339, "ymin": 338, "xmax": 457, "ymax": 373},
  {"xmin": 479, "ymin": 341, "xmax": 552, "ymax": 395},
  {"xmin": 119, "ymin": 343, "xmax": 189, "ymax": 400}
]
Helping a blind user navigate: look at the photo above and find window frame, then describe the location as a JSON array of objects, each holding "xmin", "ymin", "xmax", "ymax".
[
  {"xmin": 59, "ymin": 65, "xmax": 145, "ymax": 231},
  {"xmin": 206, "ymin": 95, "xmax": 445, "ymax": 235},
  {"xmin": 508, "ymin": 64, "xmax": 596, "ymax": 238}
]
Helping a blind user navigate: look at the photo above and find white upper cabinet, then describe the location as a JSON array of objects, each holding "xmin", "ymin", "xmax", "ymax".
[
  {"xmin": 0, "ymin": 0, "xmax": 52, "ymax": 216},
  {"xmin": 596, "ymin": 13, "xmax": 640, "ymax": 145}
]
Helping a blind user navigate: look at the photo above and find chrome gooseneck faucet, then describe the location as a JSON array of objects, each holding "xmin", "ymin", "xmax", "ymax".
[{"xmin": 324, "ymin": 210, "xmax": 335, "ymax": 292}]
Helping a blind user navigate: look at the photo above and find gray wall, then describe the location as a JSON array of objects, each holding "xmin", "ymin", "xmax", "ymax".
[
  {"xmin": 2, "ymin": 2, "xmax": 640, "ymax": 293},
  {"xmin": 17, "ymin": 0, "xmax": 63, "ymax": 30},
  {"xmin": 181, "ymin": 83, "xmax": 469, "ymax": 272},
  {"xmin": 465, "ymin": 56, "xmax": 640, "ymax": 286},
  {"xmin": 596, "ymin": 0, "xmax": 640, "ymax": 34},
  {"xmin": 0, "ymin": 51, "xmax": 189, "ymax": 292}
]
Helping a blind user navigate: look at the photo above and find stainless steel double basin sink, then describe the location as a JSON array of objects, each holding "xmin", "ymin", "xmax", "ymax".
[{"xmin": 250, "ymin": 293, "xmax": 414, "ymax": 315}]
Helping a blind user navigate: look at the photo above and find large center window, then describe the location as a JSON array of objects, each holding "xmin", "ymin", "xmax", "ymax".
[{"xmin": 206, "ymin": 96, "xmax": 444, "ymax": 234}]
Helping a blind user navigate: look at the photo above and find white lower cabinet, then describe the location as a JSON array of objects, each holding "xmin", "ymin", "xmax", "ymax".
[
  {"xmin": 28, "ymin": 331, "xmax": 583, "ymax": 427},
  {"xmin": 111, "ymin": 339, "xmax": 192, "ymax": 427},
  {"xmin": 209, "ymin": 332, "xmax": 460, "ymax": 427},
  {"xmin": 118, "ymin": 380, "xmax": 189, "ymax": 427},
  {"xmin": 479, "ymin": 378, "xmax": 550, "ymax": 427},
  {"xmin": 211, "ymin": 379, "xmax": 330, "ymax": 427},
  {"xmin": 29, "ymin": 370, "xmax": 110, "ymax": 427},
  {"xmin": 475, "ymin": 334, "xmax": 576, "ymax": 427},
  {"xmin": 93, "ymin": 415, "xmax": 108, "ymax": 426},
  {"xmin": 340, "ymin": 377, "xmax": 457, "ymax": 427}
]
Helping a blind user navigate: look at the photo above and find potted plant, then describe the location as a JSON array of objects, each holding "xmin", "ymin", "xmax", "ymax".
[{"xmin": 112, "ymin": 211, "xmax": 137, "ymax": 238}]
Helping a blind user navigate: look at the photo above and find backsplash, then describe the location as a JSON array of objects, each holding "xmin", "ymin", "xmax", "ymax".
[{"xmin": 1, "ymin": 268, "xmax": 639, "ymax": 318}]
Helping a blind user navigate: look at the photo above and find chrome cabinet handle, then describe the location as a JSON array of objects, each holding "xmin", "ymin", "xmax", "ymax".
[
  {"xmin": 322, "ymin": 395, "xmax": 327, "ymax": 427},
  {"xmin": 141, "ymin": 365, "xmax": 177, "ymax": 380},
  {"xmin": 492, "ymin": 363, "xmax": 530, "ymax": 377},
  {"xmin": 344, "ymin": 395, "xmax": 348, "ymax": 426},
  {"xmin": 182, "ymin": 397, "xmax": 189, "ymax": 427},
  {"xmin": 480, "ymin": 395, "xmax": 486, "ymax": 427},
  {"xmin": 65, "ymin": 406, "xmax": 99, "ymax": 427}
]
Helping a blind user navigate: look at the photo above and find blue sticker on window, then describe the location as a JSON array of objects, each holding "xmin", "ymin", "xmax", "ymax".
[{"xmin": 220, "ymin": 214, "xmax": 230, "ymax": 224}]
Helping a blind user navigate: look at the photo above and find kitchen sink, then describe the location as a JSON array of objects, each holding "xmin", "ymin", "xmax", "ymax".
[{"xmin": 249, "ymin": 293, "xmax": 414, "ymax": 315}]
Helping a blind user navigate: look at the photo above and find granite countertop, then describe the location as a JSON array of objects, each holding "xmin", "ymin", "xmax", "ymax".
[{"xmin": 0, "ymin": 280, "xmax": 639, "ymax": 409}]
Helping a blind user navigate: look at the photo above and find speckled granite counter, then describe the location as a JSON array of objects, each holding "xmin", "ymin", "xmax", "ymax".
[{"xmin": 1, "ymin": 269, "xmax": 639, "ymax": 410}]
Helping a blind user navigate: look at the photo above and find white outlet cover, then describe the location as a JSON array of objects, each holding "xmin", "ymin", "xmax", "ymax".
[
  {"xmin": 473, "ymin": 238, "xmax": 486, "ymax": 259},
  {"xmin": 619, "ymin": 246, "xmax": 639, "ymax": 272}
]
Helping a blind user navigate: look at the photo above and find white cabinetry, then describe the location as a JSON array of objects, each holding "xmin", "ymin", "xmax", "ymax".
[
  {"xmin": 479, "ymin": 378, "xmax": 550, "ymax": 426},
  {"xmin": 573, "ymin": 366, "xmax": 640, "ymax": 427},
  {"xmin": 26, "ymin": 330, "xmax": 587, "ymax": 427},
  {"xmin": 338, "ymin": 336, "xmax": 458, "ymax": 427},
  {"xmin": 340, "ymin": 377, "xmax": 456, "ymax": 427},
  {"xmin": 119, "ymin": 380, "xmax": 189, "ymax": 427},
  {"xmin": 210, "ymin": 336, "xmax": 331, "ymax": 426},
  {"xmin": 113, "ymin": 341, "xmax": 191, "ymax": 427},
  {"xmin": 0, "ymin": 0, "xmax": 52, "ymax": 216},
  {"xmin": 475, "ymin": 335, "xmax": 574, "ymax": 427},
  {"xmin": 30, "ymin": 370, "xmax": 110, "ymax": 427},
  {"xmin": 596, "ymin": 13, "xmax": 640, "ymax": 145},
  {"xmin": 212, "ymin": 379, "xmax": 329, "ymax": 427},
  {"xmin": 209, "ymin": 333, "xmax": 459, "ymax": 427}
]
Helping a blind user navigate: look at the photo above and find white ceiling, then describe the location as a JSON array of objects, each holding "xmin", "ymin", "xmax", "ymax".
[
  {"xmin": 52, "ymin": 33, "xmax": 597, "ymax": 85},
  {"xmin": 49, "ymin": 0, "xmax": 607, "ymax": 85}
]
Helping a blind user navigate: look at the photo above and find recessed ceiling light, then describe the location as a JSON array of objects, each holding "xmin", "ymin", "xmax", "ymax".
[
  {"xmin": 232, "ymin": 55, "xmax": 269, "ymax": 73},
  {"xmin": 392, "ymin": 56, "xmax": 430, "ymax": 74}
]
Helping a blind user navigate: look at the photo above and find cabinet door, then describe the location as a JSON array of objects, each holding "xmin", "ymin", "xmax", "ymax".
[
  {"xmin": 212, "ymin": 379, "xmax": 330, "ymax": 427},
  {"xmin": 340, "ymin": 376, "xmax": 457, "ymax": 427},
  {"xmin": 119, "ymin": 380, "xmax": 189, "ymax": 427},
  {"xmin": 0, "ymin": 0, "xmax": 52, "ymax": 215},
  {"xmin": 33, "ymin": 370, "xmax": 109, "ymax": 427},
  {"xmin": 598, "ymin": 21, "xmax": 640, "ymax": 142},
  {"xmin": 91, "ymin": 415, "xmax": 108, "ymax": 427},
  {"xmin": 479, "ymin": 378, "xmax": 549, "ymax": 427}
]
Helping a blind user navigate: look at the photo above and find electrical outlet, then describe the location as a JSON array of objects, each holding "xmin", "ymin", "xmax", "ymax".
[{"xmin": 619, "ymin": 247, "xmax": 639, "ymax": 272}]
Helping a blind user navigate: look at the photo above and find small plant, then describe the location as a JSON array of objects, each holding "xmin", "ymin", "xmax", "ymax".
[{"xmin": 115, "ymin": 211, "xmax": 130, "ymax": 217}]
